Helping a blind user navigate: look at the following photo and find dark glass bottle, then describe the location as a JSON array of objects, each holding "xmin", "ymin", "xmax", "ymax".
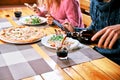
[{"xmin": 66, "ymin": 29, "xmax": 98, "ymax": 44}]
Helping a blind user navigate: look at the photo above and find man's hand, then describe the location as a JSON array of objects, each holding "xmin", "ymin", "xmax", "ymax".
[{"xmin": 91, "ymin": 24, "xmax": 120, "ymax": 49}]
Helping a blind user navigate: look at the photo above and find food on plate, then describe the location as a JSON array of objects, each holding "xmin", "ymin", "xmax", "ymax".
[
  {"xmin": 47, "ymin": 34, "xmax": 80, "ymax": 50},
  {"xmin": 48, "ymin": 34, "xmax": 64, "ymax": 42},
  {"xmin": 48, "ymin": 34, "xmax": 64, "ymax": 47},
  {"xmin": 25, "ymin": 16, "xmax": 41, "ymax": 25},
  {"xmin": 0, "ymin": 26, "xmax": 45, "ymax": 44},
  {"xmin": 19, "ymin": 16, "xmax": 47, "ymax": 25}
]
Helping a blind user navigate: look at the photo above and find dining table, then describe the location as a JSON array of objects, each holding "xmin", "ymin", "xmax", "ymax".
[{"xmin": 0, "ymin": 6, "xmax": 120, "ymax": 80}]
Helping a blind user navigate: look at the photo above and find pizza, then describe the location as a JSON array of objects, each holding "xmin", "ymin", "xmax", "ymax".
[{"xmin": 0, "ymin": 26, "xmax": 45, "ymax": 44}]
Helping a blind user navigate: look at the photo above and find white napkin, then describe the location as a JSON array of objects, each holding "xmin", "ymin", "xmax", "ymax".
[{"xmin": 67, "ymin": 38, "xmax": 87, "ymax": 50}]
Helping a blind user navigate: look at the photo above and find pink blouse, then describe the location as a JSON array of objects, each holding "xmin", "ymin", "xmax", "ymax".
[{"xmin": 38, "ymin": 0, "xmax": 84, "ymax": 28}]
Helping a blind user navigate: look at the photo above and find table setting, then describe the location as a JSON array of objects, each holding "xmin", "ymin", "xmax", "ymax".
[{"xmin": 0, "ymin": 6, "xmax": 120, "ymax": 80}]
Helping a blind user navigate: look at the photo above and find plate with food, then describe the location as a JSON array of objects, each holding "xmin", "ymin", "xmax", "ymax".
[
  {"xmin": 0, "ymin": 26, "xmax": 45, "ymax": 44},
  {"xmin": 19, "ymin": 15, "xmax": 47, "ymax": 26},
  {"xmin": 41, "ymin": 34, "xmax": 81, "ymax": 50}
]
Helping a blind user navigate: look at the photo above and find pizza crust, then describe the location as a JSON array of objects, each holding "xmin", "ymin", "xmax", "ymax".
[{"xmin": 0, "ymin": 26, "xmax": 45, "ymax": 44}]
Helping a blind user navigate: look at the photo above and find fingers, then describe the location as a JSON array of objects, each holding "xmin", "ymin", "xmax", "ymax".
[
  {"xmin": 63, "ymin": 23, "xmax": 74, "ymax": 32},
  {"xmin": 33, "ymin": 8, "xmax": 40, "ymax": 13},
  {"xmin": 97, "ymin": 28, "xmax": 110, "ymax": 48},
  {"xmin": 24, "ymin": 3, "xmax": 40, "ymax": 14},
  {"xmin": 32, "ymin": 3, "xmax": 38, "ymax": 11},
  {"xmin": 46, "ymin": 15, "xmax": 53, "ymax": 25},
  {"xmin": 91, "ymin": 27, "xmax": 119, "ymax": 49},
  {"xmin": 99, "ymin": 28, "xmax": 119, "ymax": 49},
  {"xmin": 91, "ymin": 28, "xmax": 107, "ymax": 41},
  {"xmin": 32, "ymin": 3, "xmax": 37, "ymax": 7},
  {"xmin": 109, "ymin": 32, "xmax": 118, "ymax": 49},
  {"xmin": 24, "ymin": 3, "xmax": 33, "ymax": 9},
  {"xmin": 92, "ymin": 25, "xmax": 120, "ymax": 49},
  {"xmin": 103, "ymin": 30, "xmax": 114, "ymax": 48}
]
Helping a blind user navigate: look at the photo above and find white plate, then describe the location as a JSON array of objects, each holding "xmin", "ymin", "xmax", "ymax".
[
  {"xmin": 41, "ymin": 34, "xmax": 81, "ymax": 50},
  {"xmin": 19, "ymin": 15, "xmax": 47, "ymax": 26}
]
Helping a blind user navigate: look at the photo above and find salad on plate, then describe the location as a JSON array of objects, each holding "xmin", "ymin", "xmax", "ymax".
[{"xmin": 19, "ymin": 15, "xmax": 47, "ymax": 25}]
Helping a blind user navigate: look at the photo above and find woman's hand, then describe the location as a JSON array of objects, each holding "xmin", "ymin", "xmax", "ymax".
[
  {"xmin": 24, "ymin": 3, "xmax": 41, "ymax": 14},
  {"xmin": 63, "ymin": 23, "xmax": 75, "ymax": 32},
  {"xmin": 46, "ymin": 14, "xmax": 54, "ymax": 25},
  {"xmin": 32, "ymin": 4, "xmax": 41, "ymax": 14},
  {"xmin": 91, "ymin": 24, "xmax": 120, "ymax": 49},
  {"xmin": 33, "ymin": 7, "xmax": 41, "ymax": 14}
]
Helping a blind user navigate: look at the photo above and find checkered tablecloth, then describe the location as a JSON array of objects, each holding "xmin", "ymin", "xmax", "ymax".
[
  {"xmin": 0, "ymin": 18, "xmax": 104, "ymax": 80},
  {"xmin": 37, "ymin": 42, "xmax": 104, "ymax": 68},
  {"xmin": 0, "ymin": 18, "xmax": 53, "ymax": 80},
  {"xmin": 0, "ymin": 44, "xmax": 53, "ymax": 80},
  {"xmin": 0, "ymin": 18, "xmax": 12, "ymax": 31}
]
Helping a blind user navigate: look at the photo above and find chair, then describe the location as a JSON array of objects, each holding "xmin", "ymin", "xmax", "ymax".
[{"xmin": 79, "ymin": 0, "xmax": 92, "ymax": 27}]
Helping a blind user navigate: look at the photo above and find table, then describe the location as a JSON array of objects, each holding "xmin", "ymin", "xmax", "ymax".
[{"xmin": 0, "ymin": 6, "xmax": 120, "ymax": 80}]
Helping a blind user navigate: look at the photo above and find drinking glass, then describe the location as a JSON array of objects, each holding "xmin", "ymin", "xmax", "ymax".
[
  {"xmin": 14, "ymin": 11, "xmax": 22, "ymax": 19},
  {"xmin": 13, "ymin": 8, "xmax": 22, "ymax": 19},
  {"xmin": 56, "ymin": 47, "xmax": 68, "ymax": 60}
]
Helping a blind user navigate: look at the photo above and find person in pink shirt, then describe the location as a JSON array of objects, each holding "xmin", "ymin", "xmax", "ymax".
[{"xmin": 32, "ymin": 0, "xmax": 84, "ymax": 28}]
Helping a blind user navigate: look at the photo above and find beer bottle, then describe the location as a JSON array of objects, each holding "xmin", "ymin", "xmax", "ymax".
[{"xmin": 66, "ymin": 29, "xmax": 98, "ymax": 44}]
